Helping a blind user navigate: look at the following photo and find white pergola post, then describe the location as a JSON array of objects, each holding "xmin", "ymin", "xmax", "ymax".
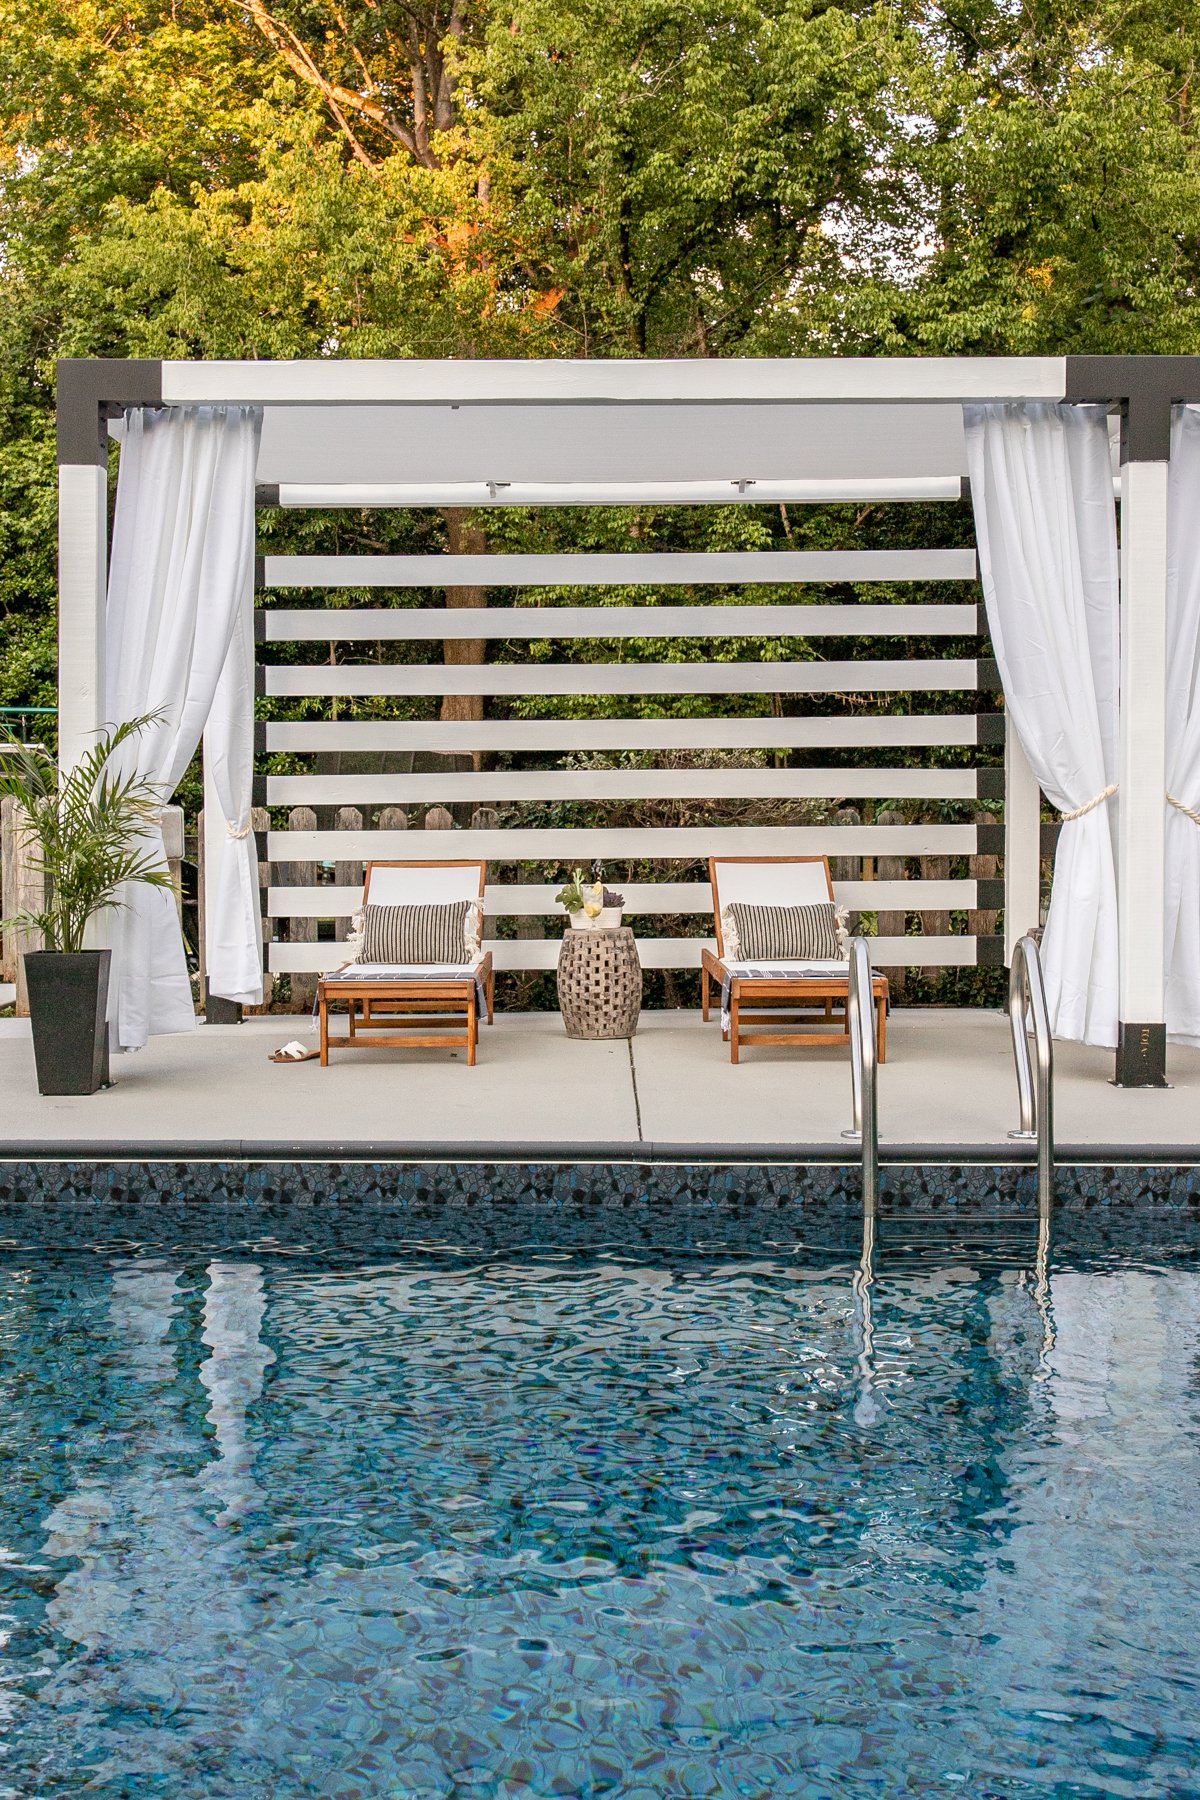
[
  {"xmin": 56, "ymin": 466, "xmax": 107, "ymax": 770},
  {"xmin": 1004, "ymin": 726, "xmax": 1041, "ymax": 961},
  {"xmin": 56, "ymin": 361, "xmax": 161, "ymax": 770},
  {"xmin": 1115, "ymin": 455, "xmax": 1170, "ymax": 1085}
]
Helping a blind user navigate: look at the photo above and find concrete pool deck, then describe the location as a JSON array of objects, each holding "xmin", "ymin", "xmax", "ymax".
[{"xmin": 1, "ymin": 1009, "xmax": 1198, "ymax": 1163}]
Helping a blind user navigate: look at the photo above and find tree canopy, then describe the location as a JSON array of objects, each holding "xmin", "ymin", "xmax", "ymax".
[{"xmin": 2, "ymin": 0, "xmax": 1199, "ymax": 718}]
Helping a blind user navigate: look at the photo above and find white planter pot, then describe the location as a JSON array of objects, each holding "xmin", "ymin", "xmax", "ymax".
[{"xmin": 568, "ymin": 908, "xmax": 624, "ymax": 931}]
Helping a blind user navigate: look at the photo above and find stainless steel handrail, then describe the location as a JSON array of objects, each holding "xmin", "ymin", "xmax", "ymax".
[
  {"xmin": 1008, "ymin": 933, "xmax": 1054, "ymax": 1218},
  {"xmin": 844, "ymin": 937, "xmax": 879, "ymax": 1218}
]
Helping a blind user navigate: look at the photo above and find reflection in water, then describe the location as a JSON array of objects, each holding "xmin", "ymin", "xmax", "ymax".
[
  {"xmin": 200, "ymin": 1261, "xmax": 275, "ymax": 1524},
  {"xmin": 41, "ymin": 1263, "xmax": 182, "ymax": 1655},
  {"xmin": 851, "ymin": 1213, "xmax": 880, "ymax": 1427},
  {"xmin": 0, "ymin": 1237, "xmax": 1197, "ymax": 1799}
]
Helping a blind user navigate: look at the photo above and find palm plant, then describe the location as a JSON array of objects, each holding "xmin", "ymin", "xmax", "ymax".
[{"xmin": 0, "ymin": 714, "xmax": 175, "ymax": 953}]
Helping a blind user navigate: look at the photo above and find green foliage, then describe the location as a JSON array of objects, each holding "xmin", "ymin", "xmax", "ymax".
[
  {"xmin": 0, "ymin": 0, "xmax": 1196, "ymax": 1010},
  {"xmin": 0, "ymin": 714, "xmax": 175, "ymax": 952}
]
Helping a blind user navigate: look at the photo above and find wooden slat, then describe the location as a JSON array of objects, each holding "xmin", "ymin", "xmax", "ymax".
[
  {"xmin": 262, "ymin": 550, "xmax": 977, "ymax": 589},
  {"xmin": 263, "ymin": 603, "xmax": 980, "ymax": 641},
  {"xmin": 268, "ymin": 934, "xmax": 980, "ymax": 973},
  {"xmin": 265, "ymin": 716, "xmax": 987, "ymax": 752},
  {"xmin": 265, "ymin": 768, "xmax": 978, "ymax": 805},
  {"xmin": 266, "ymin": 824, "xmax": 978, "ymax": 860},
  {"xmin": 264, "ymin": 659, "xmax": 980, "ymax": 698},
  {"xmin": 268, "ymin": 879, "xmax": 984, "ymax": 918}
]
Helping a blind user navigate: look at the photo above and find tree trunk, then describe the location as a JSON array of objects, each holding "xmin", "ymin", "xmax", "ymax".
[
  {"xmin": 920, "ymin": 853, "xmax": 951, "ymax": 986},
  {"xmin": 440, "ymin": 509, "xmax": 486, "ymax": 746},
  {"xmin": 875, "ymin": 807, "xmax": 906, "ymax": 1004}
]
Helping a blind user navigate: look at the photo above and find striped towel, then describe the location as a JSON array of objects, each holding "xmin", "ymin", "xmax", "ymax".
[
  {"xmin": 314, "ymin": 961, "xmax": 488, "ymax": 1027},
  {"xmin": 720, "ymin": 959, "xmax": 848, "ymax": 1034}
]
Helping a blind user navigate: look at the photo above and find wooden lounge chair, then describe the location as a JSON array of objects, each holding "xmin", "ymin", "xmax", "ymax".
[
  {"xmin": 700, "ymin": 855, "xmax": 888, "ymax": 1064},
  {"xmin": 318, "ymin": 860, "xmax": 494, "ymax": 1066}
]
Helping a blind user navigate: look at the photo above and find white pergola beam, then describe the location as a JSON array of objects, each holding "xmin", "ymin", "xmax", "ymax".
[{"xmin": 164, "ymin": 356, "xmax": 1067, "ymax": 405}]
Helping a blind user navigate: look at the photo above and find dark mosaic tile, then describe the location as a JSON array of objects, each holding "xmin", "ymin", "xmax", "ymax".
[{"xmin": 2, "ymin": 1156, "xmax": 1200, "ymax": 1226}]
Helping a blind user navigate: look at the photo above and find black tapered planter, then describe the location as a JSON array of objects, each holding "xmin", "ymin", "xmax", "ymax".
[{"xmin": 23, "ymin": 950, "xmax": 111, "ymax": 1095}]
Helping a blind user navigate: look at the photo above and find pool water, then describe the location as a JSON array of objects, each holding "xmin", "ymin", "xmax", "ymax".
[{"xmin": 2, "ymin": 1225, "xmax": 1200, "ymax": 1798}]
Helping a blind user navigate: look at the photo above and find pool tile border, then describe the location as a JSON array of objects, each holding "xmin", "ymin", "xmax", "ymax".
[{"xmin": 1, "ymin": 1159, "xmax": 1199, "ymax": 1217}]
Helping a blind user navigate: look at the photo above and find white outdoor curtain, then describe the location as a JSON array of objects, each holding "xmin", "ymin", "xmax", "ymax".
[
  {"xmin": 1164, "ymin": 405, "xmax": 1200, "ymax": 1044},
  {"xmin": 105, "ymin": 404, "xmax": 263, "ymax": 1048},
  {"xmin": 964, "ymin": 403, "xmax": 1120, "ymax": 1047}
]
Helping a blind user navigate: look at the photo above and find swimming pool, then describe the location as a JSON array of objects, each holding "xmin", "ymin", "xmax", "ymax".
[{"xmin": 2, "ymin": 1219, "xmax": 1199, "ymax": 1798}]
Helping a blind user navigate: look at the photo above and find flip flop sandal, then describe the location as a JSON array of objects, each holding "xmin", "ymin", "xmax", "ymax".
[{"xmin": 269, "ymin": 1040, "xmax": 320, "ymax": 1063}]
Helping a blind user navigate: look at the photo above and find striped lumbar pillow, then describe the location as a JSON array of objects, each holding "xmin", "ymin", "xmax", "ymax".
[
  {"xmin": 362, "ymin": 900, "xmax": 473, "ymax": 965},
  {"xmin": 728, "ymin": 900, "xmax": 841, "ymax": 961}
]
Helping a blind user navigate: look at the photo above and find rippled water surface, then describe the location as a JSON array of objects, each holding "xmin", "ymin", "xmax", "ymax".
[{"xmin": 2, "ymin": 1224, "xmax": 1200, "ymax": 1798}]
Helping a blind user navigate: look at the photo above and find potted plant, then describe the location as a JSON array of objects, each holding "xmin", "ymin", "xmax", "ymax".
[
  {"xmin": 554, "ymin": 866, "xmax": 625, "ymax": 931},
  {"xmin": 0, "ymin": 715, "xmax": 175, "ymax": 1094}
]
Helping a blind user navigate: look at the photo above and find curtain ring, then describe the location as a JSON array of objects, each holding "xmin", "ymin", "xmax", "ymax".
[
  {"xmin": 225, "ymin": 819, "xmax": 253, "ymax": 840},
  {"xmin": 1060, "ymin": 784, "xmax": 1117, "ymax": 822}
]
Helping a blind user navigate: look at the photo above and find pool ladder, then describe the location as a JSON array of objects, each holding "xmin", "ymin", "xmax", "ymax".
[
  {"xmin": 844, "ymin": 932, "xmax": 1054, "ymax": 1224},
  {"xmin": 844, "ymin": 938, "xmax": 879, "ymax": 1219},
  {"xmin": 1008, "ymin": 933, "xmax": 1054, "ymax": 1219}
]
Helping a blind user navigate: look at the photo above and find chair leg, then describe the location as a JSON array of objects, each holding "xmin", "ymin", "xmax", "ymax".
[
  {"xmin": 467, "ymin": 999, "xmax": 477, "ymax": 1065},
  {"xmin": 877, "ymin": 994, "xmax": 887, "ymax": 1065},
  {"xmin": 701, "ymin": 967, "xmax": 710, "ymax": 1022},
  {"xmin": 486, "ymin": 970, "xmax": 495, "ymax": 1025},
  {"xmin": 319, "ymin": 993, "xmax": 329, "ymax": 1066},
  {"xmin": 730, "ymin": 996, "xmax": 740, "ymax": 1064}
]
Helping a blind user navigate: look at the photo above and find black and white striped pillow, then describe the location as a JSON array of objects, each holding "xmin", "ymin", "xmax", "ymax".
[
  {"xmin": 362, "ymin": 900, "xmax": 473, "ymax": 965},
  {"xmin": 728, "ymin": 901, "xmax": 841, "ymax": 961}
]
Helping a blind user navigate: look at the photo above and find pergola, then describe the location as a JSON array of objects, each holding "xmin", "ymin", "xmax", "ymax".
[{"xmin": 56, "ymin": 354, "xmax": 1200, "ymax": 1086}]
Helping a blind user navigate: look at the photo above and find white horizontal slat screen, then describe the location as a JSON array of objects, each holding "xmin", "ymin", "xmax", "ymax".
[
  {"xmin": 265, "ymin": 715, "xmax": 985, "ymax": 751},
  {"xmin": 267, "ymin": 825, "xmax": 979, "ymax": 859},
  {"xmin": 266, "ymin": 769, "xmax": 979, "ymax": 805},
  {"xmin": 264, "ymin": 603, "xmax": 979, "ymax": 640},
  {"xmin": 254, "ymin": 475, "xmax": 1000, "ymax": 985},
  {"xmin": 268, "ymin": 936, "xmax": 982, "ymax": 974},
  {"xmin": 268, "ymin": 880, "xmax": 987, "ymax": 918},
  {"xmin": 263, "ymin": 550, "xmax": 977, "ymax": 587},
  {"xmin": 265, "ymin": 659, "xmax": 980, "ymax": 698}
]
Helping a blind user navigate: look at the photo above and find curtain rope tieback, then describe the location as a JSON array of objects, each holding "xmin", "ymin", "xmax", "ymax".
[
  {"xmin": 1059, "ymin": 784, "xmax": 1118, "ymax": 822},
  {"xmin": 225, "ymin": 819, "xmax": 254, "ymax": 840},
  {"xmin": 1167, "ymin": 793, "xmax": 1200, "ymax": 827}
]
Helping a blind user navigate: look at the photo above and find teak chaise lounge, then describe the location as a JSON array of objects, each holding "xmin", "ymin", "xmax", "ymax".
[
  {"xmin": 318, "ymin": 860, "xmax": 494, "ymax": 1065},
  {"xmin": 700, "ymin": 855, "xmax": 888, "ymax": 1064}
]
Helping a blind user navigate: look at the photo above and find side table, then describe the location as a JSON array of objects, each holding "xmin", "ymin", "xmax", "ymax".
[{"xmin": 557, "ymin": 926, "xmax": 642, "ymax": 1039}]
